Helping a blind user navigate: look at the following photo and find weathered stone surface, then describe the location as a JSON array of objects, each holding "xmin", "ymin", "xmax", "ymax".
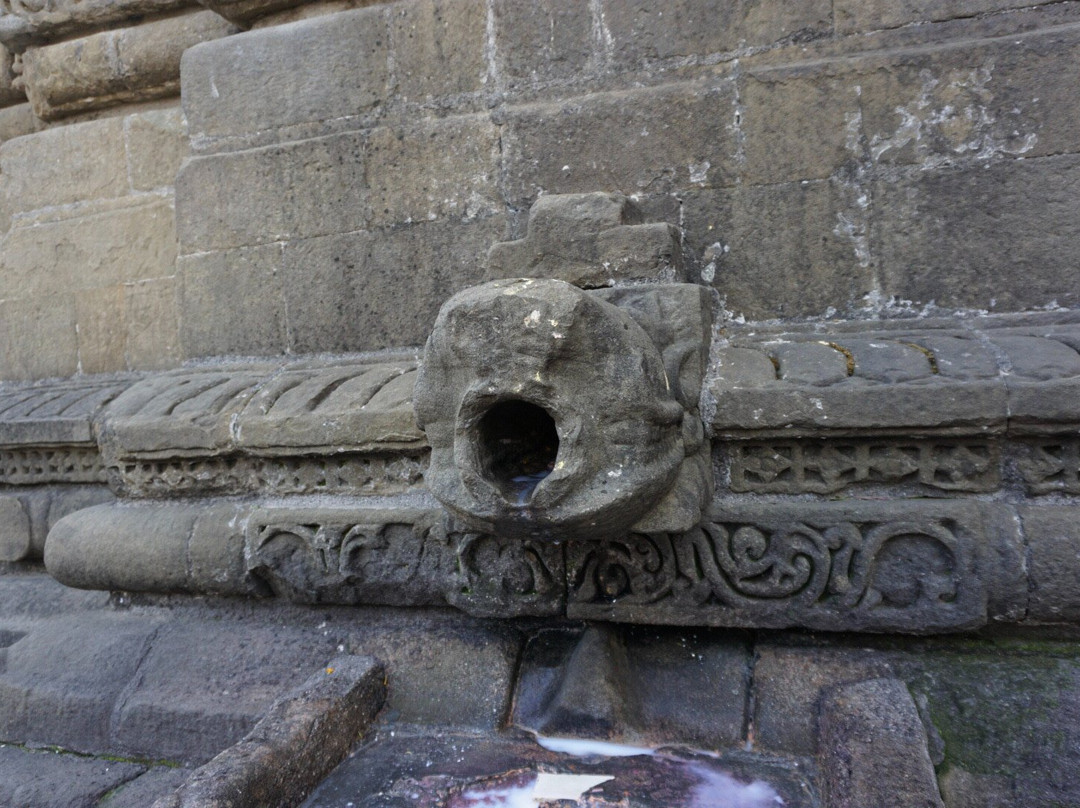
[
  {"xmin": 0, "ymin": 293, "xmax": 78, "ymax": 381},
  {"xmin": 1, "ymin": 197, "xmax": 178, "ymax": 299},
  {"xmin": 45, "ymin": 501, "xmax": 261, "ymax": 596},
  {"xmin": 0, "ymin": 0, "xmax": 194, "ymax": 51},
  {"xmin": 175, "ymin": 132, "xmax": 367, "ymax": 252},
  {"xmin": 0, "ymin": 44, "xmax": 23, "ymax": 107},
  {"xmin": 1015, "ymin": 436, "xmax": 1080, "ymax": 494},
  {"xmin": 0, "ymin": 102, "xmax": 43, "ymax": 145},
  {"xmin": 501, "ymin": 80, "xmax": 736, "ymax": 205},
  {"xmin": 124, "ymin": 277, "xmax": 182, "ymax": 371},
  {"xmin": 125, "ymin": 106, "xmax": 189, "ymax": 191},
  {"xmin": 247, "ymin": 503, "xmax": 564, "ymax": 617},
  {"xmin": 567, "ymin": 500, "xmax": 1026, "ymax": 632},
  {"xmin": 75, "ymin": 284, "xmax": 127, "ymax": 374},
  {"xmin": 901, "ymin": 649, "xmax": 1080, "ymax": 807},
  {"xmin": 236, "ymin": 362, "xmax": 423, "ymax": 452},
  {"xmin": 682, "ymin": 181, "xmax": 873, "ymax": 320},
  {"xmin": 819, "ymin": 678, "xmax": 945, "ymax": 808},
  {"xmin": 752, "ymin": 643, "xmax": 895, "ymax": 755},
  {"xmin": 282, "ymin": 215, "xmax": 506, "ymax": 352},
  {"xmin": 344, "ymin": 617, "xmax": 521, "ymax": 729},
  {"xmin": 21, "ymin": 11, "xmax": 234, "ymax": 120},
  {"xmin": 875, "ymin": 155, "xmax": 1080, "ymax": 311},
  {"xmin": 0, "ymin": 744, "xmax": 146, "ymax": 808},
  {"xmin": 727, "ymin": 438, "xmax": 1001, "ymax": 495},
  {"xmin": 112, "ymin": 620, "xmax": 341, "ymax": 765},
  {"xmin": 513, "ymin": 625, "xmax": 751, "ymax": 749},
  {"xmin": 0, "ymin": 494, "xmax": 30, "ymax": 562},
  {"xmin": 365, "ymin": 114, "xmax": 499, "ymax": 228},
  {"xmin": 491, "ymin": 0, "xmax": 595, "ymax": 89},
  {"xmin": 1020, "ymin": 506, "xmax": 1080, "ymax": 622},
  {"xmin": 177, "ymin": 243, "xmax": 287, "ymax": 358},
  {"xmin": 834, "ymin": 0, "xmax": 1061, "ymax": 33},
  {"xmin": 181, "ymin": 7, "xmax": 388, "ymax": 142},
  {"xmin": 99, "ymin": 767, "xmax": 193, "ymax": 808},
  {"xmin": 0, "ymin": 611, "xmax": 162, "ymax": 753},
  {"xmin": 414, "ymin": 278, "xmax": 688, "ymax": 541},
  {"xmin": 0, "ymin": 376, "xmax": 127, "ymax": 446},
  {"xmin": 98, "ymin": 359, "xmax": 424, "ymax": 462},
  {"xmin": 604, "ymin": 0, "xmax": 831, "ymax": 66},
  {"xmin": 0, "ymin": 116, "xmax": 127, "ymax": 213},
  {"xmin": 390, "ymin": 0, "xmax": 487, "ymax": 100},
  {"xmin": 194, "ymin": 0, "xmax": 312, "ymax": 26},
  {"xmin": 154, "ymin": 655, "xmax": 384, "ymax": 808},
  {"xmin": 487, "ymin": 192, "xmax": 687, "ymax": 287}
]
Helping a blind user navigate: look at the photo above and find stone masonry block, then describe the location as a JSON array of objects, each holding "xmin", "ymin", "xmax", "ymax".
[
  {"xmin": 125, "ymin": 277, "xmax": 181, "ymax": 370},
  {"xmin": 487, "ymin": 192, "xmax": 687, "ymax": 286},
  {"xmin": 502, "ymin": 80, "xmax": 737, "ymax": 206},
  {"xmin": 75, "ymin": 284, "xmax": 127, "ymax": 374},
  {"xmin": 181, "ymin": 6, "xmax": 388, "ymax": 142},
  {"xmin": 1020, "ymin": 505, "xmax": 1080, "ymax": 622},
  {"xmin": 365, "ymin": 114, "xmax": 500, "ymax": 228},
  {"xmin": 0, "ymin": 495, "xmax": 31, "ymax": 562},
  {"xmin": 177, "ymin": 243, "xmax": 287, "ymax": 358},
  {"xmin": 282, "ymin": 213, "xmax": 505, "ymax": 352},
  {"xmin": 155, "ymin": 655, "xmax": 385, "ymax": 808},
  {"xmin": 21, "ymin": 11, "xmax": 235, "ymax": 121},
  {"xmin": 875, "ymin": 155, "xmax": 1080, "ymax": 311},
  {"xmin": 740, "ymin": 68, "xmax": 860, "ymax": 186},
  {"xmin": 820, "ymin": 678, "xmax": 945, "ymax": 808},
  {"xmin": 0, "ymin": 45, "xmax": 24, "ymax": 108},
  {"xmin": 491, "ymin": 0, "xmax": 595, "ymax": 89},
  {"xmin": 125, "ymin": 106, "xmax": 189, "ymax": 191},
  {"xmin": 0, "ymin": 116, "xmax": 127, "ymax": 214},
  {"xmin": 175, "ymin": 132, "xmax": 368, "ymax": 252},
  {"xmin": 853, "ymin": 29, "xmax": 1078, "ymax": 167},
  {"xmin": 604, "ymin": 0, "xmax": 831, "ymax": 66},
  {"xmin": 1, "ymin": 197, "xmax": 178, "ymax": 299},
  {"xmin": 112, "ymin": 620, "xmax": 340, "ymax": 765},
  {"xmin": 0, "ymin": 0, "xmax": 191, "ymax": 51},
  {"xmin": 0, "ymin": 612, "xmax": 161, "ymax": 754},
  {"xmin": 0, "ymin": 294, "xmax": 78, "ymax": 381},
  {"xmin": 682, "ymin": 181, "xmax": 872, "ymax": 320},
  {"xmin": 391, "ymin": 0, "xmax": 487, "ymax": 100},
  {"xmin": 752, "ymin": 644, "xmax": 895, "ymax": 755},
  {"xmin": 835, "ymin": 0, "xmax": 1060, "ymax": 33}
]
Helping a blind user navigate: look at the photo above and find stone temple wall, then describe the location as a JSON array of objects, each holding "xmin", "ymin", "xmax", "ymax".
[{"xmin": 0, "ymin": 0, "xmax": 1078, "ymax": 379}]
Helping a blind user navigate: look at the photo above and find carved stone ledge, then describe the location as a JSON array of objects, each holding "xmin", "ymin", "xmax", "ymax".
[
  {"xmin": 111, "ymin": 451, "xmax": 426, "ymax": 498},
  {"xmin": 246, "ymin": 505, "xmax": 565, "ymax": 617},
  {"xmin": 566, "ymin": 500, "xmax": 1026, "ymax": 633},
  {"xmin": 0, "ymin": 0, "xmax": 196, "ymax": 51},
  {"xmin": 727, "ymin": 438, "xmax": 1001, "ymax": 495},
  {"xmin": 20, "ymin": 10, "xmax": 235, "ymax": 120},
  {"xmin": 709, "ymin": 315, "xmax": 1080, "ymax": 440}
]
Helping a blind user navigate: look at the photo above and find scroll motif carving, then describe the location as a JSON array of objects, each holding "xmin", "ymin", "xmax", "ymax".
[
  {"xmin": 1016, "ymin": 438, "xmax": 1080, "ymax": 494},
  {"xmin": 568, "ymin": 516, "xmax": 981, "ymax": 631},
  {"xmin": 447, "ymin": 532, "xmax": 564, "ymax": 617},
  {"xmin": 728, "ymin": 440, "xmax": 999, "ymax": 494},
  {"xmin": 246, "ymin": 512, "xmax": 564, "ymax": 617}
]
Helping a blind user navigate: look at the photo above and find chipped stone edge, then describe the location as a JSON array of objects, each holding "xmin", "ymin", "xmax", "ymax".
[{"xmin": 151, "ymin": 654, "xmax": 386, "ymax": 808}]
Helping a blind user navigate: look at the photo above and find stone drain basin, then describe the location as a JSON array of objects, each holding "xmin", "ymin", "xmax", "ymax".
[{"xmin": 302, "ymin": 729, "xmax": 815, "ymax": 808}]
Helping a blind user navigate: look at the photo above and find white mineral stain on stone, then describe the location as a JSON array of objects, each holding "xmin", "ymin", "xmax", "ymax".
[
  {"xmin": 534, "ymin": 773, "xmax": 613, "ymax": 800},
  {"xmin": 689, "ymin": 161, "xmax": 710, "ymax": 184},
  {"xmin": 536, "ymin": 736, "xmax": 654, "ymax": 757},
  {"xmin": 688, "ymin": 765, "xmax": 784, "ymax": 808},
  {"xmin": 524, "ymin": 309, "xmax": 541, "ymax": 327}
]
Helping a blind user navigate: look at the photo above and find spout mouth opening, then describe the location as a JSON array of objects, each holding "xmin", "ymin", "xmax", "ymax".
[{"xmin": 475, "ymin": 399, "xmax": 560, "ymax": 506}]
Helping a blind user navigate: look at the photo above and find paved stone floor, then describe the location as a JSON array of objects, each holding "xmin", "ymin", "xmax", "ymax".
[{"xmin": 303, "ymin": 729, "xmax": 819, "ymax": 807}]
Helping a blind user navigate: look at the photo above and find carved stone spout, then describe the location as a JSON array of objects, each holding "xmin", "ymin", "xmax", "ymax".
[{"xmin": 414, "ymin": 277, "xmax": 712, "ymax": 541}]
